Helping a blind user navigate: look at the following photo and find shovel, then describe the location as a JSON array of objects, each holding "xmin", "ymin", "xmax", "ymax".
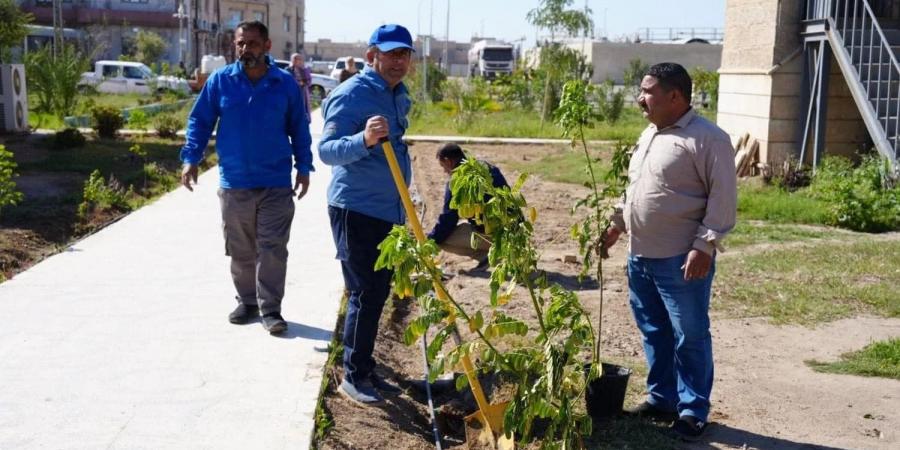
[{"xmin": 381, "ymin": 138, "xmax": 514, "ymax": 450}]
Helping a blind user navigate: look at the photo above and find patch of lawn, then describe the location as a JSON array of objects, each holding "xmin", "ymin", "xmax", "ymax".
[
  {"xmin": 807, "ymin": 338, "xmax": 900, "ymax": 380},
  {"xmin": 715, "ymin": 239, "xmax": 900, "ymax": 324},
  {"xmin": 726, "ymin": 221, "xmax": 842, "ymax": 249},
  {"xmin": 737, "ymin": 179, "xmax": 830, "ymax": 225},
  {"xmin": 502, "ymin": 144, "xmax": 612, "ymax": 185},
  {"xmin": 408, "ymin": 105, "xmax": 647, "ymax": 142}
]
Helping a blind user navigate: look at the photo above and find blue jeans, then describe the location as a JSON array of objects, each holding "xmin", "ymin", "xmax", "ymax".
[
  {"xmin": 627, "ymin": 252, "xmax": 715, "ymax": 422},
  {"xmin": 328, "ymin": 206, "xmax": 394, "ymax": 385}
]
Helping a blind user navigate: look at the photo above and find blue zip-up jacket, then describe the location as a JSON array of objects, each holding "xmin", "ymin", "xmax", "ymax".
[
  {"xmin": 180, "ymin": 56, "xmax": 314, "ymax": 189},
  {"xmin": 318, "ymin": 66, "xmax": 412, "ymax": 224},
  {"xmin": 428, "ymin": 161, "xmax": 509, "ymax": 243}
]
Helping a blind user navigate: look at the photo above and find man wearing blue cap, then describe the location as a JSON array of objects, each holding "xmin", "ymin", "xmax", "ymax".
[{"xmin": 318, "ymin": 24, "xmax": 414, "ymax": 404}]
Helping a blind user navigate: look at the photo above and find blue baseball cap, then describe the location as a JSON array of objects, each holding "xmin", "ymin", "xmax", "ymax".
[{"xmin": 368, "ymin": 24, "xmax": 416, "ymax": 52}]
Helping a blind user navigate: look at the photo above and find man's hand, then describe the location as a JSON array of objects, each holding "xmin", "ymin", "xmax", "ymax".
[
  {"xmin": 181, "ymin": 164, "xmax": 199, "ymax": 191},
  {"xmin": 363, "ymin": 115, "xmax": 389, "ymax": 147},
  {"xmin": 602, "ymin": 226, "xmax": 622, "ymax": 251},
  {"xmin": 681, "ymin": 249, "xmax": 713, "ymax": 281},
  {"xmin": 294, "ymin": 173, "xmax": 310, "ymax": 200}
]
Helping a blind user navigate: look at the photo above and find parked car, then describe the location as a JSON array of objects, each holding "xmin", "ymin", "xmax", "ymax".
[
  {"xmin": 274, "ymin": 59, "xmax": 339, "ymax": 102},
  {"xmin": 329, "ymin": 56, "xmax": 366, "ymax": 80},
  {"xmin": 79, "ymin": 61, "xmax": 190, "ymax": 95}
]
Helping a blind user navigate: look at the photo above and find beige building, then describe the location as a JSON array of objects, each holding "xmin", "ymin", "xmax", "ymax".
[
  {"xmin": 717, "ymin": 0, "xmax": 898, "ymax": 170},
  {"xmin": 218, "ymin": 0, "xmax": 305, "ymax": 61},
  {"xmin": 566, "ymin": 40, "xmax": 722, "ymax": 85}
]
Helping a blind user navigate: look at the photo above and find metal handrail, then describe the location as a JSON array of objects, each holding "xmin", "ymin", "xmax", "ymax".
[{"xmin": 807, "ymin": 0, "xmax": 900, "ymax": 160}]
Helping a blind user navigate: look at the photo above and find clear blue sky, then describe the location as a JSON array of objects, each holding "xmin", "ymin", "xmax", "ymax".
[{"xmin": 305, "ymin": 0, "xmax": 726, "ymax": 46}]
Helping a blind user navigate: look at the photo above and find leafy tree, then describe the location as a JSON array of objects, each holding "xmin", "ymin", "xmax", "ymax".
[
  {"xmin": 622, "ymin": 58, "xmax": 649, "ymax": 103},
  {"xmin": 526, "ymin": 0, "xmax": 593, "ymax": 123},
  {"xmin": 0, "ymin": 0, "xmax": 32, "ymax": 61},
  {"xmin": 0, "ymin": 144, "xmax": 23, "ymax": 218},
  {"xmin": 132, "ymin": 30, "xmax": 168, "ymax": 66},
  {"xmin": 25, "ymin": 45, "xmax": 91, "ymax": 120},
  {"xmin": 690, "ymin": 66, "xmax": 720, "ymax": 109}
]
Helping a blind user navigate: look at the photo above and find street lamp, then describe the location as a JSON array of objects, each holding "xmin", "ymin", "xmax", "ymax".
[{"xmin": 173, "ymin": 3, "xmax": 188, "ymax": 66}]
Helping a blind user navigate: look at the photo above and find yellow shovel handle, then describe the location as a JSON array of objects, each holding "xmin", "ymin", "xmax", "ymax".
[{"xmin": 381, "ymin": 139, "xmax": 497, "ymax": 432}]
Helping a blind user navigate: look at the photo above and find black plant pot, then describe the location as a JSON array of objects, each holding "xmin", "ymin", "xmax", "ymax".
[{"xmin": 584, "ymin": 363, "xmax": 632, "ymax": 419}]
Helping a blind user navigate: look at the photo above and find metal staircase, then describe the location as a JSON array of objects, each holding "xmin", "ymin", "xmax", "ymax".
[{"xmin": 802, "ymin": 0, "xmax": 900, "ymax": 170}]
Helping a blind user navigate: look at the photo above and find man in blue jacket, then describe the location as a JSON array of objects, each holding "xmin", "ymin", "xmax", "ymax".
[
  {"xmin": 318, "ymin": 24, "xmax": 413, "ymax": 405},
  {"xmin": 180, "ymin": 21, "xmax": 313, "ymax": 336},
  {"xmin": 427, "ymin": 143, "xmax": 509, "ymax": 268}
]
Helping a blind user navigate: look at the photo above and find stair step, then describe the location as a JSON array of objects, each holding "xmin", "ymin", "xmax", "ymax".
[
  {"xmin": 855, "ymin": 61, "xmax": 898, "ymax": 79},
  {"xmin": 840, "ymin": 28, "xmax": 900, "ymax": 45},
  {"xmin": 870, "ymin": 97, "xmax": 900, "ymax": 115}
]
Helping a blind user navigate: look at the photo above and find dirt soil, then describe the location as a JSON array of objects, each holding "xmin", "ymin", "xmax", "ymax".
[{"xmin": 315, "ymin": 142, "xmax": 900, "ymax": 450}]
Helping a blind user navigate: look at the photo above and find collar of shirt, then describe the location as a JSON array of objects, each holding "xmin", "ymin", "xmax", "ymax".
[{"xmin": 649, "ymin": 107, "xmax": 697, "ymax": 134}]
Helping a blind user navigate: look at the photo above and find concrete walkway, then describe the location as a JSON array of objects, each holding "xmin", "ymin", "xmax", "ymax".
[{"xmin": 0, "ymin": 113, "xmax": 343, "ymax": 449}]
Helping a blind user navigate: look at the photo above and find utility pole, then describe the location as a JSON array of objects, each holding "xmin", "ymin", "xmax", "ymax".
[
  {"xmin": 52, "ymin": 0, "xmax": 64, "ymax": 58},
  {"xmin": 443, "ymin": 0, "xmax": 450, "ymax": 73},
  {"xmin": 174, "ymin": 3, "xmax": 188, "ymax": 66}
]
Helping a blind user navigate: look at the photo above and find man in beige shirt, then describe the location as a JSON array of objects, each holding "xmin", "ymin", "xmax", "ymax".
[{"xmin": 605, "ymin": 62, "xmax": 737, "ymax": 441}]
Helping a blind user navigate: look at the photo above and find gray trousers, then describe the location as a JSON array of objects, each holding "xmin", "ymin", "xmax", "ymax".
[
  {"xmin": 218, "ymin": 187, "xmax": 295, "ymax": 315},
  {"xmin": 439, "ymin": 223, "xmax": 490, "ymax": 260}
]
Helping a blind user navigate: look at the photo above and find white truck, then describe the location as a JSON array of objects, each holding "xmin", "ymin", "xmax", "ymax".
[
  {"xmin": 468, "ymin": 40, "xmax": 515, "ymax": 79},
  {"xmin": 79, "ymin": 61, "xmax": 191, "ymax": 95}
]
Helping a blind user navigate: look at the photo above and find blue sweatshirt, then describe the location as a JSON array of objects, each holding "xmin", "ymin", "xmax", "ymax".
[
  {"xmin": 318, "ymin": 66, "xmax": 412, "ymax": 225},
  {"xmin": 180, "ymin": 56, "xmax": 314, "ymax": 189},
  {"xmin": 428, "ymin": 161, "xmax": 509, "ymax": 243}
]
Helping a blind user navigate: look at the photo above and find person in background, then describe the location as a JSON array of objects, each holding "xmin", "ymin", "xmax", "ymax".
[
  {"xmin": 288, "ymin": 52, "xmax": 312, "ymax": 119},
  {"xmin": 426, "ymin": 142, "xmax": 509, "ymax": 269},
  {"xmin": 339, "ymin": 56, "xmax": 359, "ymax": 83}
]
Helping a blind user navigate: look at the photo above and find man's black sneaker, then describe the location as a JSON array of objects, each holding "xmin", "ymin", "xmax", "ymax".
[
  {"xmin": 261, "ymin": 312, "xmax": 288, "ymax": 335},
  {"xmin": 339, "ymin": 378, "xmax": 384, "ymax": 405},
  {"xmin": 625, "ymin": 401, "xmax": 679, "ymax": 422},
  {"xmin": 228, "ymin": 304, "xmax": 259, "ymax": 324},
  {"xmin": 670, "ymin": 415, "xmax": 708, "ymax": 442},
  {"xmin": 370, "ymin": 372, "xmax": 402, "ymax": 395}
]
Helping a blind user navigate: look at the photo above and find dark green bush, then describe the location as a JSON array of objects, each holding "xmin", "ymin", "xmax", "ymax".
[
  {"xmin": 53, "ymin": 128, "xmax": 86, "ymax": 150},
  {"xmin": 154, "ymin": 113, "xmax": 184, "ymax": 139},
  {"xmin": 91, "ymin": 105, "xmax": 125, "ymax": 139},
  {"xmin": 808, "ymin": 155, "xmax": 900, "ymax": 232}
]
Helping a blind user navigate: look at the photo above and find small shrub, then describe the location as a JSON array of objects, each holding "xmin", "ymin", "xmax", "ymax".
[
  {"xmin": 127, "ymin": 109, "xmax": 149, "ymax": 132},
  {"xmin": 52, "ymin": 128, "xmax": 86, "ymax": 150},
  {"xmin": 154, "ymin": 113, "xmax": 184, "ymax": 139},
  {"xmin": 594, "ymin": 80, "xmax": 625, "ymax": 124},
  {"xmin": 143, "ymin": 162, "xmax": 177, "ymax": 191},
  {"xmin": 78, "ymin": 169, "xmax": 131, "ymax": 218},
  {"xmin": 91, "ymin": 105, "xmax": 124, "ymax": 139},
  {"xmin": 808, "ymin": 155, "xmax": 900, "ymax": 232},
  {"xmin": 0, "ymin": 144, "xmax": 24, "ymax": 218}
]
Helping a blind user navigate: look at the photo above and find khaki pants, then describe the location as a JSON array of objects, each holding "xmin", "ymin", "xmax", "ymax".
[
  {"xmin": 218, "ymin": 187, "xmax": 295, "ymax": 315},
  {"xmin": 439, "ymin": 223, "xmax": 490, "ymax": 260}
]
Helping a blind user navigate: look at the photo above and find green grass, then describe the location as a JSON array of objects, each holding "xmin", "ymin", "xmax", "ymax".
[
  {"xmin": 408, "ymin": 105, "xmax": 648, "ymax": 142},
  {"xmin": 28, "ymin": 92, "xmax": 166, "ymax": 130},
  {"xmin": 715, "ymin": 239, "xmax": 900, "ymax": 324},
  {"xmin": 737, "ymin": 179, "xmax": 831, "ymax": 225},
  {"xmin": 726, "ymin": 221, "xmax": 843, "ymax": 249},
  {"xmin": 807, "ymin": 338, "xmax": 900, "ymax": 380},
  {"xmin": 502, "ymin": 144, "xmax": 612, "ymax": 185}
]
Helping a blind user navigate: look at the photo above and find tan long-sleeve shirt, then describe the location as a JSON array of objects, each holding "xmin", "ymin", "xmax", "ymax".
[{"xmin": 610, "ymin": 108, "xmax": 737, "ymax": 258}]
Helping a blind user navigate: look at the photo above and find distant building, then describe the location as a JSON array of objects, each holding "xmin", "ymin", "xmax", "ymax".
[
  {"xmin": 16, "ymin": 0, "xmax": 305, "ymax": 68},
  {"xmin": 564, "ymin": 39, "xmax": 722, "ymax": 85}
]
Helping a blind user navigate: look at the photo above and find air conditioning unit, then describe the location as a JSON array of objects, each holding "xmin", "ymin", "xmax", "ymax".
[{"xmin": 0, "ymin": 64, "xmax": 28, "ymax": 133}]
